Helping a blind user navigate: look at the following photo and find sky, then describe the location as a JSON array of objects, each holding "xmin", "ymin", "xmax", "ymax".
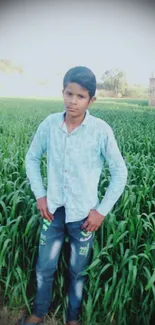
[{"xmin": 0, "ymin": 0, "xmax": 155, "ymax": 97}]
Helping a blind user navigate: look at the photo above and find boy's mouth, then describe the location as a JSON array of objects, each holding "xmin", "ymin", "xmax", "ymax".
[{"xmin": 67, "ymin": 107, "xmax": 76, "ymax": 111}]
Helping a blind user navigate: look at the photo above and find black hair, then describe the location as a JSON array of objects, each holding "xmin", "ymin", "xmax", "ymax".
[{"xmin": 63, "ymin": 66, "xmax": 96, "ymax": 98}]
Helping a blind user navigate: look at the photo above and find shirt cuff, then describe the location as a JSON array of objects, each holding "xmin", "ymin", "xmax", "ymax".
[
  {"xmin": 35, "ymin": 189, "xmax": 47, "ymax": 200},
  {"xmin": 95, "ymin": 200, "xmax": 113, "ymax": 217}
]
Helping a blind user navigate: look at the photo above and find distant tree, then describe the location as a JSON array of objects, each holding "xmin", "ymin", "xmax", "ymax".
[
  {"xmin": 96, "ymin": 82, "xmax": 104, "ymax": 90},
  {"xmin": 0, "ymin": 59, "xmax": 24, "ymax": 74},
  {"xmin": 97, "ymin": 69, "xmax": 128, "ymax": 95}
]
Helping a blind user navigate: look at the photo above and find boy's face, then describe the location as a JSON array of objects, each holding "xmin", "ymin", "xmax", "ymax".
[{"xmin": 62, "ymin": 82, "xmax": 96, "ymax": 119}]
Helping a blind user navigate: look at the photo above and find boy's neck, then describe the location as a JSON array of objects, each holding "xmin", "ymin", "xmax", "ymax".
[{"xmin": 64, "ymin": 111, "xmax": 86, "ymax": 127}]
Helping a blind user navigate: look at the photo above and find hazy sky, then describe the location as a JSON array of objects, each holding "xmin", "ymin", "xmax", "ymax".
[{"xmin": 0, "ymin": 0, "xmax": 155, "ymax": 96}]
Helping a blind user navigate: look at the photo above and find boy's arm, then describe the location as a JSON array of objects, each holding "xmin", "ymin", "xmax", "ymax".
[
  {"xmin": 25, "ymin": 120, "xmax": 48, "ymax": 200},
  {"xmin": 96, "ymin": 126, "xmax": 128, "ymax": 217}
]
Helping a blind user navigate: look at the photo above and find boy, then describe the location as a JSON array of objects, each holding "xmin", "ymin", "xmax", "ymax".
[{"xmin": 21, "ymin": 66, "xmax": 127, "ymax": 325}]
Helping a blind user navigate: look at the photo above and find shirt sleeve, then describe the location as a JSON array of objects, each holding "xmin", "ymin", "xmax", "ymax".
[
  {"xmin": 95, "ymin": 126, "xmax": 128, "ymax": 216},
  {"xmin": 25, "ymin": 119, "xmax": 48, "ymax": 200}
]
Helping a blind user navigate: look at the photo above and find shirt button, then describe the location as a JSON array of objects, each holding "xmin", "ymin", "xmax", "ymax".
[
  {"xmin": 64, "ymin": 186, "xmax": 66, "ymax": 189},
  {"xmin": 65, "ymin": 170, "xmax": 67, "ymax": 172}
]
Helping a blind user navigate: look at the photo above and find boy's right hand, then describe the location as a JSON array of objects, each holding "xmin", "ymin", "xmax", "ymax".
[{"xmin": 37, "ymin": 197, "xmax": 54, "ymax": 222}]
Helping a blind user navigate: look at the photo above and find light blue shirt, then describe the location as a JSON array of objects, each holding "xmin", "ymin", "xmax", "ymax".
[{"xmin": 25, "ymin": 110, "xmax": 128, "ymax": 223}]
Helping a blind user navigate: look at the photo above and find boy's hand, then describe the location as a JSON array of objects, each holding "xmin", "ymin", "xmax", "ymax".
[
  {"xmin": 37, "ymin": 197, "xmax": 54, "ymax": 222},
  {"xmin": 81, "ymin": 210, "xmax": 104, "ymax": 232}
]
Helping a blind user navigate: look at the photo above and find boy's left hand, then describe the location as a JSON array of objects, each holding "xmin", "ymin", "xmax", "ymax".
[{"xmin": 81, "ymin": 210, "xmax": 105, "ymax": 232}]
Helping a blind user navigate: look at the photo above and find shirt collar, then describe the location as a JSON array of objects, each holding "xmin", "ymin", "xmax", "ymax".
[{"xmin": 60, "ymin": 109, "xmax": 90, "ymax": 128}]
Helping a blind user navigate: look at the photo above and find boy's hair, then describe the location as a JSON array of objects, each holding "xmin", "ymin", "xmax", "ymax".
[{"xmin": 63, "ymin": 66, "xmax": 96, "ymax": 98}]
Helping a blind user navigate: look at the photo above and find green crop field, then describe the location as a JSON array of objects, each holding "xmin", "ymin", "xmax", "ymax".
[{"xmin": 0, "ymin": 97, "xmax": 155, "ymax": 325}]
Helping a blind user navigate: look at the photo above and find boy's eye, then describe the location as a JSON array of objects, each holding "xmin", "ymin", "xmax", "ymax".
[
  {"xmin": 66, "ymin": 91, "xmax": 85, "ymax": 99},
  {"xmin": 66, "ymin": 91, "xmax": 72, "ymax": 96}
]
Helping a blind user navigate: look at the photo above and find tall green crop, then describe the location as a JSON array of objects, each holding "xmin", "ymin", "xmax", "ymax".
[{"xmin": 0, "ymin": 97, "xmax": 155, "ymax": 325}]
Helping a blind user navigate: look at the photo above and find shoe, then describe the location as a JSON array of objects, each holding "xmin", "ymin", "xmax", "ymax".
[{"xmin": 16, "ymin": 315, "xmax": 44, "ymax": 325}]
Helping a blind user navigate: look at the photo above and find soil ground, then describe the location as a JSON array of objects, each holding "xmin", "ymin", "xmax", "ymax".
[{"xmin": 0, "ymin": 295, "xmax": 63, "ymax": 325}]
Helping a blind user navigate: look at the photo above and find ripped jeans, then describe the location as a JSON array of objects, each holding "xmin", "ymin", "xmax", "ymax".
[{"xmin": 33, "ymin": 206, "xmax": 94, "ymax": 322}]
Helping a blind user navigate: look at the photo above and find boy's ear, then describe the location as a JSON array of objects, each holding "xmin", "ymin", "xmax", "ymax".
[{"xmin": 89, "ymin": 96, "xmax": 96, "ymax": 105}]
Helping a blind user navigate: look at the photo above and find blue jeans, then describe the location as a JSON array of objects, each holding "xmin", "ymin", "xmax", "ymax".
[{"xmin": 33, "ymin": 206, "xmax": 94, "ymax": 322}]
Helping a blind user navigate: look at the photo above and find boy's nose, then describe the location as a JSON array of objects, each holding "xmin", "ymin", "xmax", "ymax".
[{"xmin": 70, "ymin": 96, "xmax": 77, "ymax": 104}]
